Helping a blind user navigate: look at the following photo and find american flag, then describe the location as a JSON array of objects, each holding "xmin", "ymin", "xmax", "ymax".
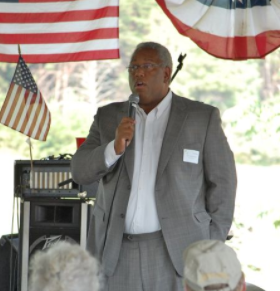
[
  {"xmin": 156, "ymin": 0, "xmax": 280, "ymax": 60},
  {"xmin": 0, "ymin": 0, "xmax": 119, "ymax": 63},
  {"xmin": 0, "ymin": 56, "xmax": 51, "ymax": 141}
]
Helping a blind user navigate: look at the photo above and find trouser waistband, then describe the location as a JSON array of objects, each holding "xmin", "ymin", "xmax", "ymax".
[{"xmin": 123, "ymin": 230, "xmax": 163, "ymax": 242}]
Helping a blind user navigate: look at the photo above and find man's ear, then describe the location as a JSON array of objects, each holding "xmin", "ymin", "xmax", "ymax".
[{"xmin": 164, "ymin": 66, "xmax": 172, "ymax": 84}]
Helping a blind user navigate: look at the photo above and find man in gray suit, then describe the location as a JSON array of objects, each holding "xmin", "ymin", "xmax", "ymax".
[{"xmin": 71, "ymin": 42, "xmax": 237, "ymax": 291}]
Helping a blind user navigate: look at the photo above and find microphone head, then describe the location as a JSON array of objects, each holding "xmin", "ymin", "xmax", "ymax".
[{"xmin": 129, "ymin": 94, "xmax": 139, "ymax": 104}]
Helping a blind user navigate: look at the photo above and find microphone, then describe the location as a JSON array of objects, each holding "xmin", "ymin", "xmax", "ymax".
[{"xmin": 128, "ymin": 94, "xmax": 139, "ymax": 120}]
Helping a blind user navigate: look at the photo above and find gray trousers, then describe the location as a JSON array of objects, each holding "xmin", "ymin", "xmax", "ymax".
[{"xmin": 102, "ymin": 231, "xmax": 184, "ymax": 291}]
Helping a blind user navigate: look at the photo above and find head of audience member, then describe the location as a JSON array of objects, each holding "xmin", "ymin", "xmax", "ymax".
[
  {"xmin": 29, "ymin": 241, "xmax": 101, "ymax": 291},
  {"xmin": 183, "ymin": 240, "xmax": 246, "ymax": 291}
]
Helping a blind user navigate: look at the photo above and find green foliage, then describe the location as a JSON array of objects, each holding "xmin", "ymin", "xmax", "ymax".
[
  {"xmin": 257, "ymin": 210, "xmax": 280, "ymax": 231},
  {"xmin": 0, "ymin": 63, "xmax": 16, "ymax": 95},
  {"xmin": 274, "ymin": 220, "xmax": 280, "ymax": 229},
  {"xmin": 247, "ymin": 265, "xmax": 261, "ymax": 272},
  {"xmin": 223, "ymin": 95, "xmax": 280, "ymax": 165}
]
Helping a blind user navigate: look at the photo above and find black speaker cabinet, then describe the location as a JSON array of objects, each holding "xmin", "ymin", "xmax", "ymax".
[
  {"xmin": 0, "ymin": 234, "xmax": 19, "ymax": 291},
  {"xmin": 19, "ymin": 198, "xmax": 90, "ymax": 291}
]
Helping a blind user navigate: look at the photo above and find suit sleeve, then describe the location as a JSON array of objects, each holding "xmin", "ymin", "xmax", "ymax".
[
  {"xmin": 71, "ymin": 108, "xmax": 116, "ymax": 185},
  {"xmin": 203, "ymin": 107, "xmax": 237, "ymax": 240}
]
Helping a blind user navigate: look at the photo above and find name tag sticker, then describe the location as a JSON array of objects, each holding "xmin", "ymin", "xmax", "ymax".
[{"xmin": 183, "ymin": 149, "xmax": 199, "ymax": 164}]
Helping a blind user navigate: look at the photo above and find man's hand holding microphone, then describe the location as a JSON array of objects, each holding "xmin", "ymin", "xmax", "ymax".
[{"xmin": 114, "ymin": 94, "xmax": 139, "ymax": 155}]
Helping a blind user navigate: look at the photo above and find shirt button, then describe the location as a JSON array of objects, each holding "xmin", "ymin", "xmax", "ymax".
[{"xmin": 120, "ymin": 214, "xmax": 125, "ymax": 218}]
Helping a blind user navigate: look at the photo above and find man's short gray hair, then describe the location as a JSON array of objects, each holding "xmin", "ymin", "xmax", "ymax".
[
  {"xmin": 131, "ymin": 42, "xmax": 173, "ymax": 72},
  {"xmin": 29, "ymin": 241, "xmax": 101, "ymax": 291}
]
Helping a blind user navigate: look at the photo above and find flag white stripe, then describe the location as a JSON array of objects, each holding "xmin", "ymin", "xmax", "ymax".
[
  {"xmin": 38, "ymin": 110, "xmax": 50, "ymax": 141},
  {"xmin": 8, "ymin": 88, "xmax": 25, "ymax": 128},
  {"xmin": 31, "ymin": 99, "xmax": 45, "ymax": 139},
  {"xmin": 0, "ymin": 84, "xmax": 19, "ymax": 124},
  {"xmin": 165, "ymin": 0, "xmax": 280, "ymax": 37},
  {"xmin": 23, "ymin": 90, "xmax": 40, "ymax": 136},
  {"xmin": 0, "ymin": 17, "xmax": 118, "ymax": 34},
  {"xmin": 0, "ymin": 0, "xmax": 118, "ymax": 13},
  {"xmin": 16, "ymin": 91, "xmax": 33, "ymax": 132},
  {"xmin": 0, "ymin": 38, "xmax": 119, "ymax": 55}
]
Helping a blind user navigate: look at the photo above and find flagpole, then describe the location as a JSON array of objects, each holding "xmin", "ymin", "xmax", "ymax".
[
  {"xmin": 0, "ymin": 45, "xmax": 51, "ymax": 184},
  {"xmin": 18, "ymin": 44, "xmax": 21, "ymax": 55},
  {"xmin": 28, "ymin": 138, "xmax": 33, "ymax": 171},
  {"xmin": 26, "ymin": 138, "xmax": 34, "ymax": 188}
]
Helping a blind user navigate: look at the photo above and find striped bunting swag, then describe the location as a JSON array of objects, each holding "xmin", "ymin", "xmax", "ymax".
[
  {"xmin": 0, "ymin": 0, "xmax": 119, "ymax": 63},
  {"xmin": 156, "ymin": 0, "xmax": 280, "ymax": 60},
  {"xmin": 0, "ymin": 55, "xmax": 51, "ymax": 141}
]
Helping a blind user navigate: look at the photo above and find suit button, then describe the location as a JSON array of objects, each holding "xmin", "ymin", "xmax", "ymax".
[
  {"xmin": 127, "ymin": 185, "xmax": 131, "ymax": 190},
  {"xmin": 120, "ymin": 214, "xmax": 125, "ymax": 218}
]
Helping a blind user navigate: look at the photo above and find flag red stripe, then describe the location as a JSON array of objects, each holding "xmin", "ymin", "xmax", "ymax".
[
  {"xmin": 0, "ymin": 7, "xmax": 118, "ymax": 23},
  {"xmin": 4, "ymin": 86, "xmax": 23, "ymax": 126},
  {"xmin": 0, "ymin": 28, "xmax": 118, "ymax": 44},
  {"xmin": 34, "ymin": 104, "xmax": 48, "ymax": 140},
  {"xmin": 20, "ymin": 92, "xmax": 41, "ymax": 139},
  {"xmin": 19, "ymin": 0, "xmax": 76, "ymax": 2},
  {"xmin": 18, "ymin": 91, "xmax": 33, "ymax": 133},
  {"xmin": 13, "ymin": 90, "xmax": 27, "ymax": 130},
  {"xmin": 0, "ymin": 49, "xmax": 119, "ymax": 63},
  {"xmin": 21, "ymin": 92, "xmax": 38, "ymax": 134},
  {"xmin": 0, "ymin": 83, "xmax": 15, "ymax": 121},
  {"xmin": 26, "ymin": 93, "xmax": 42, "ymax": 138},
  {"xmin": 181, "ymin": 28, "xmax": 279, "ymax": 60},
  {"xmin": 41, "ymin": 112, "xmax": 51, "ymax": 141}
]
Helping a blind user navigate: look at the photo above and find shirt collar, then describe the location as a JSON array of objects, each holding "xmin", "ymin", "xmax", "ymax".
[{"xmin": 155, "ymin": 89, "xmax": 172, "ymax": 119}]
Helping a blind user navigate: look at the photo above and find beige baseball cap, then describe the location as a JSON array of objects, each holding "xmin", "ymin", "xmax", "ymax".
[{"xmin": 183, "ymin": 240, "xmax": 242, "ymax": 291}]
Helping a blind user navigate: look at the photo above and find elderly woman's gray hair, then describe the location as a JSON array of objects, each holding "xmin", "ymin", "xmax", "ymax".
[{"xmin": 29, "ymin": 241, "xmax": 101, "ymax": 291}]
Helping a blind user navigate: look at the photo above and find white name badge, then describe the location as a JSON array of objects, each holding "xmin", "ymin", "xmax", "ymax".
[{"xmin": 183, "ymin": 149, "xmax": 199, "ymax": 164}]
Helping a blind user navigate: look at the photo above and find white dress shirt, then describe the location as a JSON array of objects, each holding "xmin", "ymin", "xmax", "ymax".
[{"xmin": 105, "ymin": 90, "xmax": 172, "ymax": 234}]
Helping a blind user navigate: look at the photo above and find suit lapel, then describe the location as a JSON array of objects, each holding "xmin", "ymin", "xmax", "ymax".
[
  {"xmin": 156, "ymin": 94, "xmax": 188, "ymax": 184},
  {"xmin": 119, "ymin": 95, "xmax": 189, "ymax": 185},
  {"xmin": 124, "ymin": 137, "xmax": 135, "ymax": 183},
  {"xmin": 117, "ymin": 102, "xmax": 135, "ymax": 183}
]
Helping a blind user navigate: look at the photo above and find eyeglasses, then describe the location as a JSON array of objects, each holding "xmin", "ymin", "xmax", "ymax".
[{"xmin": 127, "ymin": 63, "xmax": 162, "ymax": 73}]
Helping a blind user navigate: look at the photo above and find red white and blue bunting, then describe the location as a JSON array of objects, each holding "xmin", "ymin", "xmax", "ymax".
[{"xmin": 156, "ymin": 0, "xmax": 280, "ymax": 60}]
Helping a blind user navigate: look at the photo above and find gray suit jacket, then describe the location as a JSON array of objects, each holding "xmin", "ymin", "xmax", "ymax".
[{"xmin": 71, "ymin": 93, "xmax": 237, "ymax": 277}]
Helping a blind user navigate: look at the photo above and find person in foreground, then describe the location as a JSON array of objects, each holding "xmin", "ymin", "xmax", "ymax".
[
  {"xmin": 71, "ymin": 42, "xmax": 237, "ymax": 291},
  {"xmin": 183, "ymin": 240, "xmax": 266, "ymax": 291},
  {"xmin": 183, "ymin": 240, "xmax": 246, "ymax": 291},
  {"xmin": 29, "ymin": 241, "xmax": 101, "ymax": 291}
]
